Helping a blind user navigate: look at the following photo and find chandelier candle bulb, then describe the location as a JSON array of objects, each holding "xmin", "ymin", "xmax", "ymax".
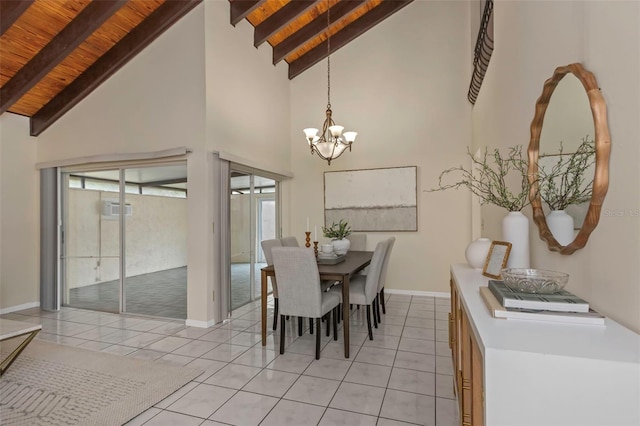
[{"xmin": 306, "ymin": 217, "xmax": 309, "ymax": 232}]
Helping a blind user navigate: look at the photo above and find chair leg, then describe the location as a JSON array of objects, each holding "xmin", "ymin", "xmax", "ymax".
[
  {"xmin": 280, "ymin": 315, "xmax": 286, "ymax": 354},
  {"xmin": 381, "ymin": 288, "xmax": 386, "ymax": 314},
  {"xmin": 315, "ymin": 317, "xmax": 321, "ymax": 360},
  {"xmin": 372, "ymin": 302, "xmax": 378, "ymax": 329},
  {"xmin": 309, "ymin": 318, "xmax": 314, "ymax": 334},
  {"xmin": 375, "ymin": 295, "xmax": 382, "ymax": 324},
  {"xmin": 273, "ymin": 298, "xmax": 279, "ymax": 331},
  {"xmin": 332, "ymin": 307, "xmax": 338, "ymax": 341},
  {"xmin": 326, "ymin": 312, "xmax": 330, "ymax": 337},
  {"xmin": 298, "ymin": 317, "xmax": 303, "ymax": 336},
  {"xmin": 366, "ymin": 305, "xmax": 373, "ymax": 340}
]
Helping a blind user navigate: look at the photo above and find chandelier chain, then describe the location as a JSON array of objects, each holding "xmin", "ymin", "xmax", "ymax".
[{"xmin": 326, "ymin": 1, "xmax": 331, "ymax": 109}]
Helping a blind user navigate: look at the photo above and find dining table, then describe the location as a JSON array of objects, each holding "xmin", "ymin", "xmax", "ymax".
[{"xmin": 260, "ymin": 250, "xmax": 373, "ymax": 358}]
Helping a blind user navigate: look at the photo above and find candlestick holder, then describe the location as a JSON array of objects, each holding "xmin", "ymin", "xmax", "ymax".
[
  {"xmin": 313, "ymin": 241, "xmax": 318, "ymax": 257},
  {"xmin": 305, "ymin": 232, "xmax": 311, "ymax": 248}
]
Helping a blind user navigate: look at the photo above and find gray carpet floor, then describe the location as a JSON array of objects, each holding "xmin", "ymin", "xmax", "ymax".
[{"xmin": 68, "ymin": 263, "xmax": 268, "ymax": 319}]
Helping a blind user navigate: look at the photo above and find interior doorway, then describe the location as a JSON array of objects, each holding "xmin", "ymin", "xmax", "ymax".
[
  {"xmin": 229, "ymin": 171, "xmax": 277, "ymax": 311},
  {"xmin": 60, "ymin": 163, "xmax": 188, "ymax": 319}
]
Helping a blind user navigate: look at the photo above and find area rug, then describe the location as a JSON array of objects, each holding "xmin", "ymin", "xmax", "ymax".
[{"xmin": 0, "ymin": 339, "xmax": 201, "ymax": 426}]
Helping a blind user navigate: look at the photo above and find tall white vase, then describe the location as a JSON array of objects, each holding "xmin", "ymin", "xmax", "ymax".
[
  {"xmin": 465, "ymin": 238, "xmax": 492, "ymax": 269},
  {"xmin": 546, "ymin": 210, "xmax": 574, "ymax": 246},
  {"xmin": 502, "ymin": 211, "xmax": 530, "ymax": 269}
]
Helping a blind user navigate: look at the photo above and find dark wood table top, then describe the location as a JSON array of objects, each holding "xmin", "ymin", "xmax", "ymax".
[{"xmin": 261, "ymin": 250, "xmax": 372, "ymax": 275}]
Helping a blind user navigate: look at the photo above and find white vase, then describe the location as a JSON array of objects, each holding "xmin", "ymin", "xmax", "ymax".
[
  {"xmin": 546, "ymin": 210, "xmax": 575, "ymax": 246},
  {"xmin": 331, "ymin": 238, "xmax": 351, "ymax": 255},
  {"xmin": 502, "ymin": 211, "xmax": 530, "ymax": 269},
  {"xmin": 465, "ymin": 238, "xmax": 492, "ymax": 269}
]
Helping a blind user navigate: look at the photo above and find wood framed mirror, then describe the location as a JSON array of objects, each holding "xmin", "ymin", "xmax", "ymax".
[{"xmin": 528, "ymin": 63, "xmax": 611, "ymax": 255}]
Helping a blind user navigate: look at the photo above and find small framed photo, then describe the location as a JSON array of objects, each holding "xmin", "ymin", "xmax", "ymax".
[{"xmin": 482, "ymin": 241, "xmax": 512, "ymax": 279}]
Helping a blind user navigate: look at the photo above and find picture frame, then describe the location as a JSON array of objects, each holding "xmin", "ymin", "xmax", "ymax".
[{"xmin": 482, "ymin": 241, "xmax": 512, "ymax": 279}]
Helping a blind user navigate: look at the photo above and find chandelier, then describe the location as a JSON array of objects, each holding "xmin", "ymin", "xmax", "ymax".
[{"xmin": 303, "ymin": 3, "xmax": 357, "ymax": 165}]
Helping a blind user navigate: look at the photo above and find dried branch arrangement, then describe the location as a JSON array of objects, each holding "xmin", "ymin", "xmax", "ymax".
[
  {"xmin": 429, "ymin": 145, "xmax": 531, "ymax": 212},
  {"xmin": 537, "ymin": 137, "xmax": 595, "ymax": 211}
]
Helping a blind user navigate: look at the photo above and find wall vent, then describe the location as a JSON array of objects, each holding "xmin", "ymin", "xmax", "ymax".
[{"xmin": 102, "ymin": 201, "xmax": 132, "ymax": 218}]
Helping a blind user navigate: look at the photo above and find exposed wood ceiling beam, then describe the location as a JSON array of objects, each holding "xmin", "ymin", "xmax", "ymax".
[
  {"xmin": 288, "ymin": 0, "xmax": 413, "ymax": 79},
  {"xmin": 254, "ymin": 0, "xmax": 320, "ymax": 48},
  {"xmin": 272, "ymin": 0, "xmax": 365, "ymax": 65},
  {"xmin": 0, "ymin": 0, "xmax": 128, "ymax": 115},
  {"xmin": 0, "ymin": 0, "xmax": 34, "ymax": 36},
  {"xmin": 230, "ymin": 0, "xmax": 266, "ymax": 27},
  {"xmin": 30, "ymin": 0, "xmax": 202, "ymax": 136}
]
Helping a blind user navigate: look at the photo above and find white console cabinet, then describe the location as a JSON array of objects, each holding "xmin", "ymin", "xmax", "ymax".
[{"xmin": 449, "ymin": 263, "xmax": 640, "ymax": 426}]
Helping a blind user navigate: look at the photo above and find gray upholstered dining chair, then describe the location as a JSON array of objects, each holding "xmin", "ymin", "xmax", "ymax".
[
  {"xmin": 375, "ymin": 237, "xmax": 396, "ymax": 323},
  {"xmin": 280, "ymin": 236, "xmax": 299, "ymax": 247},
  {"xmin": 271, "ymin": 247, "xmax": 341, "ymax": 359},
  {"xmin": 261, "ymin": 238, "xmax": 283, "ymax": 330},
  {"xmin": 329, "ymin": 239, "xmax": 389, "ymax": 340}
]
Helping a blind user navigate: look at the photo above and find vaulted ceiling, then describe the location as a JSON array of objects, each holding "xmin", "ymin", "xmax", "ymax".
[{"xmin": 0, "ymin": 0, "xmax": 412, "ymax": 136}]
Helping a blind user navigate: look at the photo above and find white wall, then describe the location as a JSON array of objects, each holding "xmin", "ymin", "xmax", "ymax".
[
  {"xmin": 34, "ymin": 4, "xmax": 209, "ymax": 322},
  {"xmin": 290, "ymin": 1, "xmax": 472, "ymax": 294},
  {"xmin": 473, "ymin": 0, "xmax": 640, "ymax": 332},
  {"xmin": 0, "ymin": 114, "xmax": 39, "ymax": 310}
]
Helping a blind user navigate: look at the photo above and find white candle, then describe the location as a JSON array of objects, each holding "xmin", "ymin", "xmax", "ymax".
[
  {"xmin": 314, "ymin": 226, "xmax": 317, "ymax": 241},
  {"xmin": 306, "ymin": 217, "xmax": 309, "ymax": 231}
]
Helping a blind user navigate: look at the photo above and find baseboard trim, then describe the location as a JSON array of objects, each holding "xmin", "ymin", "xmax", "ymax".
[
  {"xmin": 385, "ymin": 289, "xmax": 450, "ymax": 299},
  {"xmin": 0, "ymin": 301, "xmax": 40, "ymax": 315},
  {"xmin": 185, "ymin": 318, "xmax": 217, "ymax": 328}
]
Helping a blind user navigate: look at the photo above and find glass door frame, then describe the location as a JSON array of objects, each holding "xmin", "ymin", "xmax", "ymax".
[{"xmin": 60, "ymin": 161, "xmax": 186, "ymax": 316}]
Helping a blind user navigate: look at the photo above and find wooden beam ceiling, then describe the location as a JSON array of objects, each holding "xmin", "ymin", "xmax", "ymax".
[
  {"xmin": 0, "ymin": 0, "xmax": 414, "ymax": 136},
  {"xmin": 0, "ymin": 0, "xmax": 128, "ymax": 114}
]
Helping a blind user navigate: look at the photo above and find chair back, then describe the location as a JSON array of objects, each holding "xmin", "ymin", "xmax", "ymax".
[
  {"xmin": 347, "ymin": 233, "xmax": 367, "ymax": 251},
  {"xmin": 261, "ymin": 239, "xmax": 282, "ymax": 297},
  {"xmin": 281, "ymin": 236, "xmax": 299, "ymax": 247},
  {"xmin": 363, "ymin": 239, "xmax": 390, "ymax": 303},
  {"xmin": 272, "ymin": 247, "xmax": 323, "ymax": 318},
  {"xmin": 378, "ymin": 237, "xmax": 396, "ymax": 292}
]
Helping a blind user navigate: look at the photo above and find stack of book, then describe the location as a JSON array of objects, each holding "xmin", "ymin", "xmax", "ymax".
[{"xmin": 480, "ymin": 280, "xmax": 605, "ymax": 326}]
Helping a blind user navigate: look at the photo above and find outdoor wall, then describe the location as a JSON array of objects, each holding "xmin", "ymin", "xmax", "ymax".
[
  {"xmin": 289, "ymin": 1, "xmax": 472, "ymax": 294},
  {"xmin": 65, "ymin": 189, "xmax": 187, "ymax": 292},
  {"xmin": 473, "ymin": 0, "xmax": 640, "ymax": 332},
  {"xmin": 0, "ymin": 114, "xmax": 39, "ymax": 311}
]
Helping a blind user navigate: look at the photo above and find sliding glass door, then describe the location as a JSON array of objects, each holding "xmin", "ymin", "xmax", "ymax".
[
  {"xmin": 61, "ymin": 163, "xmax": 187, "ymax": 319},
  {"xmin": 229, "ymin": 171, "xmax": 277, "ymax": 311},
  {"xmin": 61, "ymin": 170, "xmax": 122, "ymax": 313}
]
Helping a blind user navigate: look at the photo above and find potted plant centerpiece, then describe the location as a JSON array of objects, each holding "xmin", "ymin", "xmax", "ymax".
[
  {"xmin": 322, "ymin": 219, "xmax": 352, "ymax": 255},
  {"xmin": 428, "ymin": 145, "xmax": 532, "ymax": 268},
  {"xmin": 536, "ymin": 137, "xmax": 595, "ymax": 245}
]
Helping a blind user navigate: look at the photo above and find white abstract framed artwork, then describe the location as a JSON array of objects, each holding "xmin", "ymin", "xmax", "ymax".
[{"xmin": 324, "ymin": 166, "xmax": 418, "ymax": 232}]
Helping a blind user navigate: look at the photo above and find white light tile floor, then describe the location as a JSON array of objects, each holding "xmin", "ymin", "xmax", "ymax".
[{"xmin": 3, "ymin": 294, "xmax": 459, "ymax": 425}]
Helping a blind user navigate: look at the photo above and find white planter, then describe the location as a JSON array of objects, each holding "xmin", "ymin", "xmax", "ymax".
[
  {"xmin": 546, "ymin": 210, "xmax": 575, "ymax": 246},
  {"xmin": 331, "ymin": 238, "xmax": 351, "ymax": 255},
  {"xmin": 465, "ymin": 238, "xmax": 492, "ymax": 269},
  {"xmin": 502, "ymin": 211, "xmax": 530, "ymax": 269}
]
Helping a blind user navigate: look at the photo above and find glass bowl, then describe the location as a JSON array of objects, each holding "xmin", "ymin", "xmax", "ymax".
[{"xmin": 501, "ymin": 268, "xmax": 569, "ymax": 294}]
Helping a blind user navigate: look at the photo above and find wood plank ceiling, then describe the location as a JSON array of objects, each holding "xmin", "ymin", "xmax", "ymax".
[{"xmin": 0, "ymin": 0, "xmax": 412, "ymax": 136}]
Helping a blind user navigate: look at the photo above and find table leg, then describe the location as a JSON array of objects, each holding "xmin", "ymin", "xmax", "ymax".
[
  {"xmin": 261, "ymin": 270, "xmax": 267, "ymax": 346},
  {"xmin": 0, "ymin": 329, "xmax": 40, "ymax": 376},
  {"xmin": 342, "ymin": 274, "xmax": 350, "ymax": 358}
]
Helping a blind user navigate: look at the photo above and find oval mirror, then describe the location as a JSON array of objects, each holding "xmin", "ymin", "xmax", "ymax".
[{"xmin": 528, "ymin": 63, "xmax": 611, "ymax": 254}]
